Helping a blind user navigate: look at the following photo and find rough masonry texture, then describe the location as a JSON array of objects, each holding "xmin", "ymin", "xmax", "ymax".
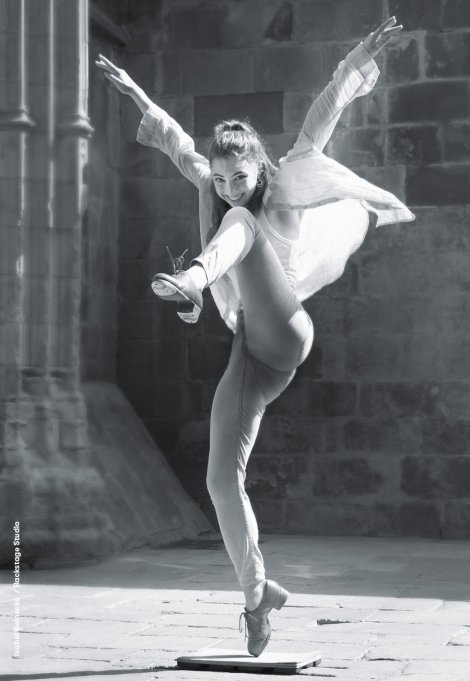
[
  {"xmin": 0, "ymin": 0, "xmax": 209, "ymax": 568},
  {"xmin": 118, "ymin": 0, "xmax": 470, "ymax": 541}
]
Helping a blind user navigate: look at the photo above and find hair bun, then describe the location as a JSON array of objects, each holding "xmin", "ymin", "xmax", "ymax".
[{"xmin": 223, "ymin": 121, "xmax": 245, "ymax": 132}]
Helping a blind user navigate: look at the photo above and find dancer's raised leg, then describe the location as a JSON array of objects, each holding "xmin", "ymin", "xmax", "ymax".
[{"xmin": 189, "ymin": 206, "xmax": 314, "ymax": 371}]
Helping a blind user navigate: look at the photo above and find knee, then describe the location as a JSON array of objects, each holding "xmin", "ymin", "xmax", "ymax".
[
  {"xmin": 222, "ymin": 206, "xmax": 259, "ymax": 238},
  {"xmin": 206, "ymin": 467, "xmax": 244, "ymax": 505}
]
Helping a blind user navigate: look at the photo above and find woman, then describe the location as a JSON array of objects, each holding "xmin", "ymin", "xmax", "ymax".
[{"xmin": 96, "ymin": 16, "xmax": 413, "ymax": 657}]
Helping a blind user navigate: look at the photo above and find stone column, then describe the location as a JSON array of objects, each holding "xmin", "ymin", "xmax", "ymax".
[{"xmin": 0, "ymin": 0, "xmax": 115, "ymax": 566}]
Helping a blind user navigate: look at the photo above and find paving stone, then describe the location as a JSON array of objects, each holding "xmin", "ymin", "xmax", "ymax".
[{"xmin": 4, "ymin": 536, "xmax": 470, "ymax": 679}]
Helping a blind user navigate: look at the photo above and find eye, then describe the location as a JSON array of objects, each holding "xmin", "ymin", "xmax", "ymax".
[
  {"xmin": 235, "ymin": 174, "xmax": 247, "ymax": 182},
  {"xmin": 213, "ymin": 177, "xmax": 224, "ymax": 184}
]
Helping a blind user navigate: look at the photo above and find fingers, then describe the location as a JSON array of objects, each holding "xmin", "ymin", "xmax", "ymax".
[
  {"xmin": 372, "ymin": 15, "xmax": 401, "ymax": 41},
  {"xmin": 373, "ymin": 15, "xmax": 397, "ymax": 38},
  {"xmin": 383, "ymin": 24, "xmax": 403, "ymax": 36},
  {"xmin": 95, "ymin": 53, "xmax": 120, "ymax": 74}
]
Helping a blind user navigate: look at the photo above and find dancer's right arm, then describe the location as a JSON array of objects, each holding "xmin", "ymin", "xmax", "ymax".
[{"xmin": 95, "ymin": 55, "xmax": 210, "ymax": 189}]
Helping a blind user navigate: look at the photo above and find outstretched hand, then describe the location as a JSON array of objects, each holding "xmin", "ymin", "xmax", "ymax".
[
  {"xmin": 363, "ymin": 16, "xmax": 403, "ymax": 58},
  {"xmin": 95, "ymin": 54, "xmax": 138, "ymax": 96}
]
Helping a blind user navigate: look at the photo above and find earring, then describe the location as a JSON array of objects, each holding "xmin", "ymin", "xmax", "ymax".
[{"xmin": 256, "ymin": 178, "xmax": 263, "ymax": 188}]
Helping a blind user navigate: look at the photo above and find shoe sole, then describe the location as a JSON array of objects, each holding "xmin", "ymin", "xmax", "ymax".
[{"xmin": 151, "ymin": 279, "xmax": 201, "ymax": 324}]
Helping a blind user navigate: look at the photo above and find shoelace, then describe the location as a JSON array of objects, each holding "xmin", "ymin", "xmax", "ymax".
[
  {"xmin": 239, "ymin": 610, "xmax": 259, "ymax": 640},
  {"xmin": 166, "ymin": 246, "xmax": 188, "ymax": 275},
  {"xmin": 239, "ymin": 611, "xmax": 248, "ymax": 640}
]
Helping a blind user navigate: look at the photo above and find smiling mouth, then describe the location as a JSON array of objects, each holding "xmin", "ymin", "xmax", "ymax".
[{"xmin": 226, "ymin": 195, "xmax": 243, "ymax": 202}]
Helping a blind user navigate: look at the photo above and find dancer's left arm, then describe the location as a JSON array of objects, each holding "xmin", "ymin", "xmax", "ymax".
[{"xmin": 287, "ymin": 17, "xmax": 402, "ymax": 156}]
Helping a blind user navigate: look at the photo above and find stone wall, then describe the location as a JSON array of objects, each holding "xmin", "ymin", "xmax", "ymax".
[
  {"xmin": 0, "ymin": 0, "xmax": 210, "ymax": 568},
  {"xmin": 118, "ymin": 0, "xmax": 470, "ymax": 539}
]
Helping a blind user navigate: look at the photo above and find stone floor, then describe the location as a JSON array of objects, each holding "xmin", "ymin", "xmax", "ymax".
[{"xmin": 1, "ymin": 533, "xmax": 470, "ymax": 680}]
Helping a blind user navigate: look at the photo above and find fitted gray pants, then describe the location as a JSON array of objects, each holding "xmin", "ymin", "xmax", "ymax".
[{"xmin": 193, "ymin": 207, "xmax": 314, "ymax": 588}]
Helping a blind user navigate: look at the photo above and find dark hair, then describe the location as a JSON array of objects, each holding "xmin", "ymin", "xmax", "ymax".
[{"xmin": 208, "ymin": 119, "xmax": 277, "ymax": 239}]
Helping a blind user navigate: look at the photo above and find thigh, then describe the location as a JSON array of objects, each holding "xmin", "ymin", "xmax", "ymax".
[
  {"xmin": 236, "ymin": 233, "xmax": 313, "ymax": 371},
  {"xmin": 208, "ymin": 322, "xmax": 297, "ymax": 483}
]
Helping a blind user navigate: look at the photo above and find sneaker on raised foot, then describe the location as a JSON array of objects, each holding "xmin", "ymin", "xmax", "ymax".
[{"xmin": 151, "ymin": 270, "xmax": 203, "ymax": 324}]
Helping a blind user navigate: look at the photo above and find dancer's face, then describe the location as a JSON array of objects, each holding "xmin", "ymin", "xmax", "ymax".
[{"xmin": 211, "ymin": 156, "xmax": 259, "ymax": 208}]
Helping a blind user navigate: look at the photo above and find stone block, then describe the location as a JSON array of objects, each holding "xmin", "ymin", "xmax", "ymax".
[
  {"xmin": 359, "ymin": 382, "xmax": 437, "ymax": 418},
  {"xmin": 443, "ymin": 0, "xmax": 470, "ymax": 28},
  {"xmin": 351, "ymin": 165, "xmax": 407, "ymax": 202},
  {"xmin": 385, "ymin": 36, "xmax": 420, "ymax": 83},
  {"xmin": 163, "ymin": 0, "xmax": 294, "ymax": 50},
  {"xmin": 264, "ymin": 1, "xmax": 293, "ymax": 42},
  {"xmin": 180, "ymin": 49, "xmax": 254, "ymax": 96},
  {"xmin": 153, "ymin": 338, "xmax": 189, "ymax": 382},
  {"xmin": 256, "ymin": 415, "xmax": 330, "ymax": 454},
  {"xmin": 254, "ymin": 44, "xmax": 323, "ymax": 92},
  {"xmin": 120, "ymin": 215, "xmax": 193, "ymax": 263},
  {"xmin": 60, "ymin": 421, "xmax": 88, "ymax": 451},
  {"xmin": 388, "ymin": 0, "xmax": 443, "ymax": 30},
  {"xmin": 401, "ymin": 456, "xmax": 446, "ymax": 499},
  {"xmin": 374, "ymin": 501, "xmax": 441, "ymax": 538},
  {"xmin": 344, "ymin": 333, "xmax": 407, "ymax": 380},
  {"xmin": 184, "ymin": 379, "xmax": 205, "ymax": 418},
  {"xmin": 203, "ymin": 299, "xmax": 233, "ymax": 338},
  {"xmin": 125, "ymin": 8, "xmax": 164, "ymax": 54},
  {"xmin": 294, "ymin": 0, "xmax": 383, "ymax": 42},
  {"xmin": 118, "ymin": 259, "xmax": 156, "ymax": 302},
  {"xmin": 150, "ymin": 381, "xmax": 186, "ymax": 421},
  {"xmin": 117, "ymin": 299, "xmax": 157, "ymax": 340},
  {"xmin": 155, "ymin": 96, "xmax": 195, "ymax": 136},
  {"xmin": 163, "ymin": 2, "xmax": 228, "ymax": 49},
  {"xmin": 269, "ymin": 379, "xmax": 356, "ymax": 417},
  {"xmin": 344, "ymin": 296, "xmax": 423, "ymax": 339},
  {"xmin": 121, "ymin": 177, "xmax": 198, "ymax": 219},
  {"xmin": 366, "ymin": 205, "xmax": 470, "ymax": 253},
  {"xmin": 176, "ymin": 417, "xmax": 211, "ymax": 458},
  {"xmin": 283, "ymin": 92, "xmax": 315, "ymax": 133},
  {"xmin": 127, "ymin": 51, "xmax": 179, "ymax": 97},
  {"xmin": 188, "ymin": 338, "xmax": 231, "ymax": 380},
  {"xmin": 122, "ymin": 141, "xmax": 155, "ymax": 179},
  {"xmin": 443, "ymin": 123, "xmax": 470, "ymax": 162},
  {"xmin": 343, "ymin": 417, "xmax": 422, "ymax": 454},
  {"xmin": 421, "ymin": 418, "xmax": 470, "ymax": 455},
  {"xmin": 312, "ymin": 456, "xmax": 392, "ymax": 498},
  {"xmin": 308, "ymin": 381, "xmax": 358, "ymax": 417},
  {"xmin": 247, "ymin": 454, "xmax": 311, "ymax": 499},
  {"xmin": 295, "ymin": 337, "xmax": 345, "ymax": 381},
  {"xmin": 251, "ymin": 497, "xmax": 285, "ymax": 531},
  {"xmin": 360, "ymin": 251, "xmax": 470, "ymax": 298},
  {"xmin": 426, "ymin": 32, "xmax": 470, "ymax": 78},
  {"xmin": 433, "ymin": 381, "xmax": 470, "ymax": 419},
  {"xmin": 443, "ymin": 501, "xmax": 470, "ymax": 539},
  {"xmin": 285, "ymin": 499, "xmax": 372, "ymax": 535},
  {"xmin": 387, "ymin": 125, "xmax": 441, "ymax": 165},
  {"xmin": 407, "ymin": 164, "xmax": 470, "ymax": 205},
  {"xmin": 327, "ymin": 128, "xmax": 385, "ymax": 167},
  {"xmin": 389, "ymin": 81, "xmax": 469, "ymax": 123},
  {"xmin": 195, "ymin": 92, "xmax": 284, "ymax": 137}
]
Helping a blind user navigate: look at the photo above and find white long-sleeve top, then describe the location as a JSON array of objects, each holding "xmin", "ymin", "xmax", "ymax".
[{"xmin": 137, "ymin": 43, "xmax": 415, "ymax": 332}]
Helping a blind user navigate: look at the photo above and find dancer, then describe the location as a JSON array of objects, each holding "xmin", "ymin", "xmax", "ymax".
[{"xmin": 96, "ymin": 16, "xmax": 413, "ymax": 657}]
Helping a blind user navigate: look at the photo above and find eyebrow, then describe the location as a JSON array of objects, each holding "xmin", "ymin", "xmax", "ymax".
[{"xmin": 212, "ymin": 170, "xmax": 248, "ymax": 178}]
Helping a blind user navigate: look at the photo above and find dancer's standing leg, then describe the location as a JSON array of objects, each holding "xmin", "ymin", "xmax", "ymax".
[{"xmin": 196, "ymin": 208, "xmax": 313, "ymax": 607}]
